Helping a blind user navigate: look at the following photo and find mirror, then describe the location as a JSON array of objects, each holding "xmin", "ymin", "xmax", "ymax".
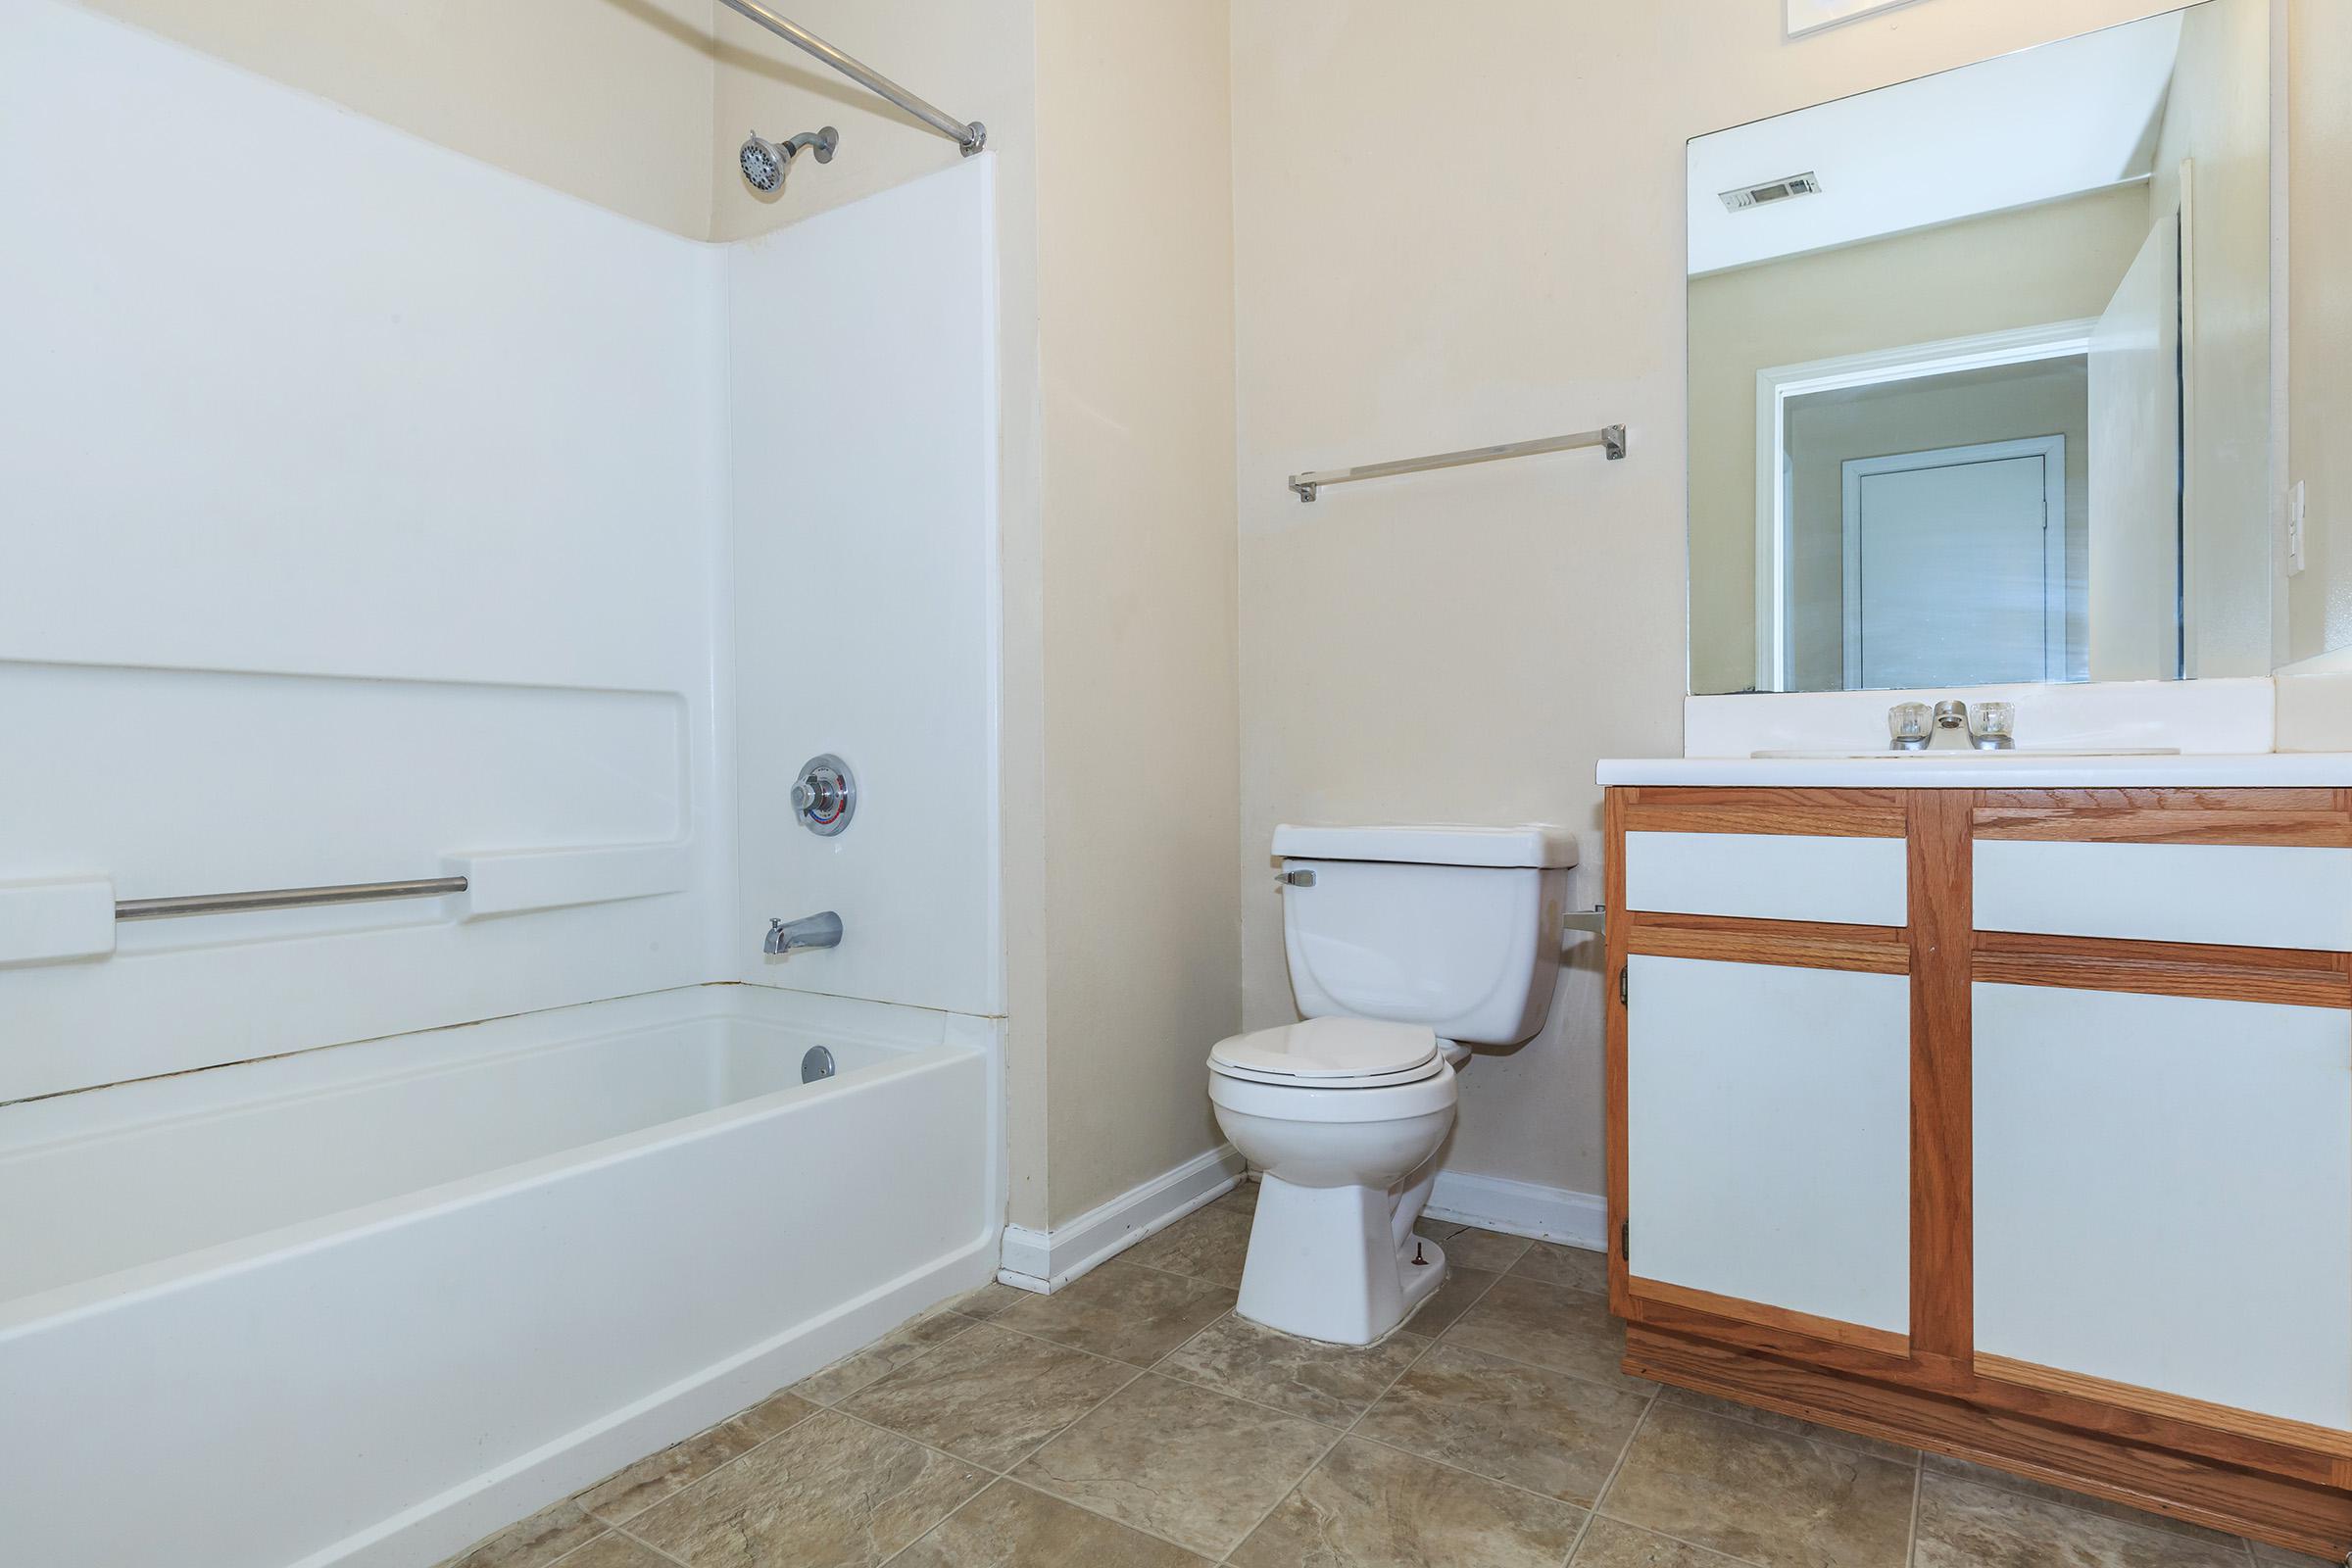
[{"xmin": 1687, "ymin": 2, "xmax": 2272, "ymax": 695}]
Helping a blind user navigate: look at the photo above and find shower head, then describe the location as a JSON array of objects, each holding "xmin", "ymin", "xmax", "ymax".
[{"xmin": 739, "ymin": 125, "xmax": 839, "ymax": 195}]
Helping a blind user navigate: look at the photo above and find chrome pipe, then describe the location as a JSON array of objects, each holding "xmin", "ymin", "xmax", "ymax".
[
  {"xmin": 1289, "ymin": 423, "xmax": 1627, "ymax": 502},
  {"xmin": 716, "ymin": 0, "xmax": 986, "ymax": 156},
  {"xmin": 116, "ymin": 876, "xmax": 468, "ymax": 922}
]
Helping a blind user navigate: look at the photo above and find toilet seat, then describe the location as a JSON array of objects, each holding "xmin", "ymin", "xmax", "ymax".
[{"xmin": 1208, "ymin": 1017, "xmax": 1441, "ymax": 1089}]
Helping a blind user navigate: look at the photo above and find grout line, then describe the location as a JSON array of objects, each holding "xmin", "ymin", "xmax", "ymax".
[
  {"xmin": 1583, "ymin": 1383, "xmax": 1656, "ymax": 1532},
  {"xmin": 1904, "ymin": 1449, "xmax": 1924, "ymax": 1567},
  {"xmin": 608, "ymin": 1526, "xmax": 695, "ymax": 1568},
  {"xmin": 871, "ymin": 1474, "xmax": 1006, "ymax": 1568}
]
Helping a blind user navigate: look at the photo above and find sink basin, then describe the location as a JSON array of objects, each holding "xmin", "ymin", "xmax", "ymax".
[{"xmin": 1750, "ymin": 747, "xmax": 2182, "ymax": 760}]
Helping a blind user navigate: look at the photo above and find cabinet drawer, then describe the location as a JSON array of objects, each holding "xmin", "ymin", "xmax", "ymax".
[
  {"xmin": 1974, "ymin": 840, "xmax": 2352, "ymax": 951},
  {"xmin": 1625, "ymin": 831, "xmax": 1906, "ymax": 927}
]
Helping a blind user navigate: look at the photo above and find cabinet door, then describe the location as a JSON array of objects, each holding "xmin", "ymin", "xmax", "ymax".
[
  {"xmin": 1625, "ymin": 954, "xmax": 1911, "ymax": 1342},
  {"xmin": 1975, "ymin": 982, "xmax": 2352, "ymax": 1433}
]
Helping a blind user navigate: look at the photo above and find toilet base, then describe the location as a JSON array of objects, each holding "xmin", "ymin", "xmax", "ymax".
[{"xmin": 1234, "ymin": 1175, "xmax": 1449, "ymax": 1345}]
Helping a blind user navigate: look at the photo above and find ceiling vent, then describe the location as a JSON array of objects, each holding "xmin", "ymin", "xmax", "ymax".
[{"xmin": 1720, "ymin": 172, "xmax": 1823, "ymax": 212}]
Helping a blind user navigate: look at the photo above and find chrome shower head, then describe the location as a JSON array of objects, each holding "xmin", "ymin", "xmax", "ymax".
[{"xmin": 739, "ymin": 126, "xmax": 839, "ymax": 195}]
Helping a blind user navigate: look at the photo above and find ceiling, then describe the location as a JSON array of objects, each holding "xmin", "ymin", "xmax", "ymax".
[{"xmin": 1687, "ymin": 10, "xmax": 2183, "ymax": 276}]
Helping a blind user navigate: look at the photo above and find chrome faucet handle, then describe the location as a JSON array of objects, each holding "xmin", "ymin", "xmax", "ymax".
[
  {"xmin": 1969, "ymin": 701, "xmax": 2017, "ymax": 751},
  {"xmin": 1887, "ymin": 702, "xmax": 1931, "ymax": 752}
]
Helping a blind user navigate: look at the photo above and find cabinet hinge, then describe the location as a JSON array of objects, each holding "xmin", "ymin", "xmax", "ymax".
[
  {"xmin": 1619, "ymin": 1219, "xmax": 1630, "ymax": 1261},
  {"xmin": 1618, "ymin": 964, "xmax": 1629, "ymax": 1004}
]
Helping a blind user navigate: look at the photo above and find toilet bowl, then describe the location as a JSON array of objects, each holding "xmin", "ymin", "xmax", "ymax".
[
  {"xmin": 1208, "ymin": 1018, "xmax": 1465, "ymax": 1343},
  {"xmin": 1206, "ymin": 822, "xmax": 1576, "ymax": 1346}
]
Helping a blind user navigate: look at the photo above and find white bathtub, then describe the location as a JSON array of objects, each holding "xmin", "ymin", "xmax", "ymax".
[{"xmin": 0, "ymin": 984, "xmax": 1002, "ymax": 1568}]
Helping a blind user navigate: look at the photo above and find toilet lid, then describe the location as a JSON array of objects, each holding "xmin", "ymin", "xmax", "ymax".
[{"xmin": 1208, "ymin": 1017, "xmax": 1440, "ymax": 1082}]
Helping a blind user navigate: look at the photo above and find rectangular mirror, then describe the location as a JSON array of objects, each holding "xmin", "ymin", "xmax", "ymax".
[{"xmin": 1687, "ymin": 2, "xmax": 2272, "ymax": 695}]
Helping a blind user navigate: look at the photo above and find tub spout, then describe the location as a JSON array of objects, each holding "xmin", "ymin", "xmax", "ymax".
[{"xmin": 764, "ymin": 911, "xmax": 842, "ymax": 955}]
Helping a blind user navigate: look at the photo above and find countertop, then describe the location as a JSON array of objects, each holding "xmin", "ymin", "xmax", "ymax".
[{"xmin": 1596, "ymin": 753, "xmax": 2352, "ymax": 788}]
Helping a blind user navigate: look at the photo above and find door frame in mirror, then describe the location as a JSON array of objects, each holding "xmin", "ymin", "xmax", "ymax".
[{"xmin": 1751, "ymin": 317, "xmax": 2096, "ymax": 691}]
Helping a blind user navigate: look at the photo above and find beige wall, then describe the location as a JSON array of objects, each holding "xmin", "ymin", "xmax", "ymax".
[
  {"xmin": 1030, "ymin": 0, "xmax": 1241, "ymax": 1226},
  {"xmin": 1230, "ymin": 0, "xmax": 2180, "ymax": 1208},
  {"xmin": 1689, "ymin": 188, "xmax": 2147, "ymax": 693},
  {"xmin": 2286, "ymin": 0, "xmax": 2352, "ymax": 659},
  {"xmin": 73, "ymin": 0, "xmax": 717, "ymax": 238}
]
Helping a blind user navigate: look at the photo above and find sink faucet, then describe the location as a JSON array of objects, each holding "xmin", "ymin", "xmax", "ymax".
[
  {"xmin": 1886, "ymin": 700, "xmax": 2017, "ymax": 753},
  {"xmin": 764, "ymin": 911, "xmax": 843, "ymax": 955}
]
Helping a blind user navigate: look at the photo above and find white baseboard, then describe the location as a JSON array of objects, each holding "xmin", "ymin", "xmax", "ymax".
[
  {"xmin": 999, "ymin": 1143, "xmax": 1247, "ymax": 1294},
  {"xmin": 1423, "ymin": 1170, "xmax": 1608, "ymax": 1251}
]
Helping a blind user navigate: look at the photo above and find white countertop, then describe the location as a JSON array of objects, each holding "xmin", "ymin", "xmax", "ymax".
[{"xmin": 1596, "ymin": 753, "xmax": 2352, "ymax": 788}]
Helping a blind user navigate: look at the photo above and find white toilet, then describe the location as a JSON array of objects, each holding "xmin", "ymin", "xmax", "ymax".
[{"xmin": 1207, "ymin": 824, "xmax": 1577, "ymax": 1345}]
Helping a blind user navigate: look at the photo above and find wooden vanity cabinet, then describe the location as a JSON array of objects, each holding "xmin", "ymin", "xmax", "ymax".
[{"xmin": 1603, "ymin": 785, "xmax": 2352, "ymax": 1559}]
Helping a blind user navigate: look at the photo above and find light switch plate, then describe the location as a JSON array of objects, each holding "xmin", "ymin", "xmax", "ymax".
[{"xmin": 2287, "ymin": 479, "xmax": 2308, "ymax": 576}]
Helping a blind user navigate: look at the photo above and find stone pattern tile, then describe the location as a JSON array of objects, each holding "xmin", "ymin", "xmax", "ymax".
[{"xmin": 442, "ymin": 1237, "xmax": 2314, "ymax": 1568}]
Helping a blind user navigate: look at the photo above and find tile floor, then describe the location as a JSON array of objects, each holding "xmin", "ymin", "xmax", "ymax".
[{"xmin": 444, "ymin": 1186, "xmax": 2338, "ymax": 1568}]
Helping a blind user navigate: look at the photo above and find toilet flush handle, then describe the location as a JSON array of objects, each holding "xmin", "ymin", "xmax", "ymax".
[{"xmin": 1275, "ymin": 868, "xmax": 1316, "ymax": 888}]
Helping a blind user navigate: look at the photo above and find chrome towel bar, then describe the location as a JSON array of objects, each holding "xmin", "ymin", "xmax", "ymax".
[
  {"xmin": 1289, "ymin": 422, "xmax": 1627, "ymax": 502},
  {"xmin": 116, "ymin": 876, "xmax": 468, "ymax": 922}
]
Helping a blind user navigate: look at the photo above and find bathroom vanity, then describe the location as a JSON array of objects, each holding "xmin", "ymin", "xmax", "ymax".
[{"xmin": 1598, "ymin": 760, "xmax": 2352, "ymax": 1557}]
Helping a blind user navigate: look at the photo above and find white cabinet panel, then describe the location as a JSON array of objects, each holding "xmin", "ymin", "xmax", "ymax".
[
  {"xmin": 1627, "ymin": 956, "xmax": 1911, "ymax": 1334},
  {"xmin": 1975, "ymin": 982, "xmax": 2352, "ymax": 1430},
  {"xmin": 1975, "ymin": 840, "xmax": 2352, "ymax": 951},
  {"xmin": 1626, "ymin": 831, "xmax": 1908, "ymax": 927}
]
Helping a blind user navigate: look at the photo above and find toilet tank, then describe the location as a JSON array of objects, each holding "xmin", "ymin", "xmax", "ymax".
[{"xmin": 1274, "ymin": 824, "xmax": 1579, "ymax": 1045}]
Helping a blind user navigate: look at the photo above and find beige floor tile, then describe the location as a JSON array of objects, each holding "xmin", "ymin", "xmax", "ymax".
[
  {"xmin": 727, "ymin": 1388, "xmax": 817, "ymax": 1442},
  {"xmin": 441, "ymin": 1499, "xmax": 606, "ymax": 1568},
  {"xmin": 1213, "ymin": 1178, "xmax": 1260, "ymax": 1213},
  {"xmin": 1013, "ymin": 1373, "xmax": 1337, "ymax": 1557},
  {"xmin": 1660, "ymin": 1385, "xmax": 1917, "ymax": 1466},
  {"xmin": 1157, "ymin": 1311, "xmax": 1426, "ymax": 1426},
  {"xmin": 546, "ymin": 1535, "xmax": 666, "ymax": 1568},
  {"xmin": 792, "ymin": 1308, "xmax": 974, "ymax": 1405},
  {"xmin": 1913, "ymin": 1472, "xmax": 2252, "ymax": 1568},
  {"xmin": 1230, "ymin": 1435, "xmax": 1585, "ymax": 1568},
  {"xmin": 2251, "ymin": 1543, "xmax": 2342, "ymax": 1567},
  {"xmin": 1921, "ymin": 1452, "xmax": 2247, "ymax": 1548},
  {"xmin": 1401, "ymin": 1264, "xmax": 1499, "ymax": 1336},
  {"xmin": 574, "ymin": 1416, "xmax": 762, "ymax": 1524},
  {"xmin": 1443, "ymin": 1275, "xmax": 1656, "ymax": 1395},
  {"xmin": 994, "ymin": 1258, "xmax": 1236, "ymax": 1365},
  {"xmin": 842, "ymin": 1321, "xmax": 1138, "ymax": 1470},
  {"xmin": 891, "ymin": 1479, "xmax": 1213, "ymax": 1566},
  {"xmin": 627, "ymin": 1409, "xmax": 982, "ymax": 1568},
  {"xmin": 1512, "ymin": 1240, "xmax": 1611, "ymax": 1293},
  {"xmin": 941, "ymin": 1281, "xmax": 1031, "ymax": 1320},
  {"xmin": 1570, "ymin": 1516, "xmax": 1750, "ymax": 1566},
  {"xmin": 1601, "ymin": 1400, "xmax": 1916, "ymax": 1568},
  {"xmin": 1354, "ymin": 1343, "xmax": 1650, "ymax": 1506},
  {"xmin": 1126, "ymin": 1204, "xmax": 1256, "ymax": 1287},
  {"xmin": 1414, "ymin": 1219, "xmax": 1534, "ymax": 1272}
]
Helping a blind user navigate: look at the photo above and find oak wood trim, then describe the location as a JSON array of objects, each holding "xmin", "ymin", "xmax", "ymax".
[
  {"xmin": 1625, "ymin": 911, "xmax": 1909, "ymax": 974},
  {"xmin": 1627, "ymin": 1277, "xmax": 1910, "ymax": 1357},
  {"xmin": 1622, "ymin": 787, "xmax": 1908, "ymax": 839},
  {"xmin": 1604, "ymin": 787, "xmax": 1631, "ymax": 1319},
  {"xmin": 1909, "ymin": 791, "xmax": 1974, "ymax": 1364},
  {"xmin": 1973, "ymin": 807, "xmax": 2352, "ymax": 846},
  {"xmin": 1625, "ymin": 1326, "xmax": 2352, "ymax": 1558},
  {"xmin": 1980, "ymin": 788, "xmax": 2339, "ymax": 810},
  {"xmin": 1973, "ymin": 930, "xmax": 2352, "ymax": 1008},
  {"xmin": 1977, "ymin": 1353, "xmax": 2352, "ymax": 1461}
]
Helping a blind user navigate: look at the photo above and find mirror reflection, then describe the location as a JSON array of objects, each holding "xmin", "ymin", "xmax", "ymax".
[{"xmin": 1687, "ymin": 2, "xmax": 2271, "ymax": 695}]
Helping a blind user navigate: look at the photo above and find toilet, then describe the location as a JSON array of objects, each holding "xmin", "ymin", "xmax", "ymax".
[{"xmin": 1207, "ymin": 823, "xmax": 1578, "ymax": 1345}]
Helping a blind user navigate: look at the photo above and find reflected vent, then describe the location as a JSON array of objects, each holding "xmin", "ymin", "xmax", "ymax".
[{"xmin": 1720, "ymin": 172, "xmax": 1823, "ymax": 211}]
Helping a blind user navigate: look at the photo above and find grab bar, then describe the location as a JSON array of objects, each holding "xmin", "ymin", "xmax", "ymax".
[
  {"xmin": 1288, "ymin": 423, "xmax": 1627, "ymax": 502},
  {"xmin": 116, "ymin": 876, "xmax": 468, "ymax": 922}
]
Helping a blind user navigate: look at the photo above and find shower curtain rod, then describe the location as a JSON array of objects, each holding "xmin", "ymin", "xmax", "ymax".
[{"xmin": 715, "ymin": 0, "xmax": 986, "ymax": 157}]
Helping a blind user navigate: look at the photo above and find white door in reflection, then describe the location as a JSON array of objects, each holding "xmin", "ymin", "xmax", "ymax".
[{"xmin": 1840, "ymin": 435, "xmax": 2066, "ymax": 689}]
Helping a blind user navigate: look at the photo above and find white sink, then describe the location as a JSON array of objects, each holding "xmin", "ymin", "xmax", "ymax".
[{"xmin": 1750, "ymin": 747, "xmax": 2182, "ymax": 760}]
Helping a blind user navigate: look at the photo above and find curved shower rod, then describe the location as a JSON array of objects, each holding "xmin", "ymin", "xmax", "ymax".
[{"xmin": 716, "ymin": 0, "xmax": 986, "ymax": 157}]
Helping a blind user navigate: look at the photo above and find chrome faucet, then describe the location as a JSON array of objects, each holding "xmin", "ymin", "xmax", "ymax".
[{"xmin": 764, "ymin": 910, "xmax": 843, "ymax": 955}]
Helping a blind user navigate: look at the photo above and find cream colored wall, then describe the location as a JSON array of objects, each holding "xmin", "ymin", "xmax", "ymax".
[
  {"xmin": 71, "ymin": 0, "xmax": 717, "ymax": 237},
  {"xmin": 1030, "ymin": 0, "xmax": 1241, "ymax": 1226},
  {"xmin": 1230, "ymin": 0, "xmax": 2179, "ymax": 1208},
  {"xmin": 1688, "ymin": 188, "xmax": 2147, "ymax": 694},
  {"xmin": 2148, "ymin": 0, "xmax": 2275, "ymax": 676},
  {"xmin": 2285, "ymin": 0, "xmax": 2352, "ymax": 659}
]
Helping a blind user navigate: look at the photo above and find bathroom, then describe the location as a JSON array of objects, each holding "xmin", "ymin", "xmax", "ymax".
[{"xmin": 0, "ymin": 0, "xmax": 2345, "ymax": 1563}]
